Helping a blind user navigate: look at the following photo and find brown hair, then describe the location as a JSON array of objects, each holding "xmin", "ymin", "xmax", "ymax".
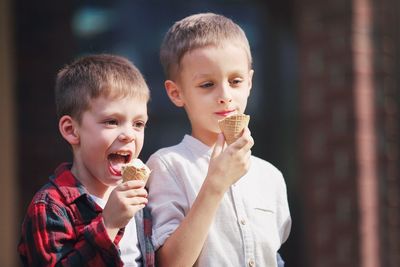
[
  {"xmin": 55, "ymin": 54, "xmax": 150, "ymax": 122},
  {"xmin": 160, "ymin": 13, "xmax": 252, "ymax": 80}
]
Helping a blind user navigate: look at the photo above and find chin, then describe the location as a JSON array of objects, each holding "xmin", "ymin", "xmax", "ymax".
[{"xmin": 106, "ymin": 174, "xmax": 123, "ymax": 184}]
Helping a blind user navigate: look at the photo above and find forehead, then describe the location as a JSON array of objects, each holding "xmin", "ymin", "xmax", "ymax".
[
  {"xmin": 170, "ymin": 39, "xmax": 251, "ymax": 80},
  {"xmin": 179, "ymin": 44, "xmax": 251, "ymax": 75},
  {"xmin": 88, "ymin": 95, "xmax": 148, "ymax": 114},
  {"xmin": 187, "ymin": 42, "xmax": 249, "ymax": 59}
]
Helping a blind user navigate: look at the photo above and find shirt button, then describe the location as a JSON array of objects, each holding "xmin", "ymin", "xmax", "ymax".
[
  {"xmin": 249, "ymin": 259, "xmax": 255, "ymax": 266},
  {"xmin": 240, "ymin": 219, "xmax": 246, "ymax": 225}
]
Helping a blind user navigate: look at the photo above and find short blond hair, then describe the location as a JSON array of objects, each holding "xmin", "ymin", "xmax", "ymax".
[
  {"xmin": 55, "ymin": 54, "xmax": 150, "ymax": 123},
  {"xmin": 160, "ymin": 13, "xmax": 252, "ymax": 80}
]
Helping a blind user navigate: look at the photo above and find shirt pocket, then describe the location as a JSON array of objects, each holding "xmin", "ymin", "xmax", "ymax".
[
  {"xmin": 251, "ymin": 203, "xmax": 277, "ymax": 228},
  {"xmin": 253, "ymin": 205, "xmax": 275, "ymax": 214},
  {"xmin": 249, "ymin": 201, "xmax": 281, "ymax": 248},
  {"xmin": 247, "ymin": 192, "xmax": 277, "ymax": 215}
]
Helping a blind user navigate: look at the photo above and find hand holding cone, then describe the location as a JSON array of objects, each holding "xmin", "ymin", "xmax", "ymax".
[
  {"xmin": 218, "ymin": 114, "xmax": 250, "ymax": 145},
  {"xmin": 121, "ymin": 158, "xmax": 151, "ymax": 183}
]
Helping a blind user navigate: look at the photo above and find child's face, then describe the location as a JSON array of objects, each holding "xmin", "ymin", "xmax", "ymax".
[
  {"xmin": 171, "ymin": 42, "xmax": 253, "ymax": 144},
  {"xmin": 72, "ymin": 95, "xmax": 148, "ymax": 188}
]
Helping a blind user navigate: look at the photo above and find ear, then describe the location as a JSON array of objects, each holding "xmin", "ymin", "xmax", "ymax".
[
  {"xmin": 165, "ymin": 80, "xmax": 184, "ymax": 107},
  {"xmin": 59, "ymin": 115, "xmax": 80, "ymax": 145},
  {"xmin": 248, "ymin": 69, "xmax": 254, "ymax": 90}
]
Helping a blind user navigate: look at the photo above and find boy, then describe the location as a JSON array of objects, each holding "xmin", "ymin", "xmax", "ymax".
[
  {"xmin": 18, "ymin": 54, "xmax": 154, "ymax": 267},
  {"xmin": 147, "ymin": 13, "xmax": 291, "ymax": 266}
]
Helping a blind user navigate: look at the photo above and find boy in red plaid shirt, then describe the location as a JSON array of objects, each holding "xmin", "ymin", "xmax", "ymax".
[{"xmin": 18, "ymin": 54, "xmax": 154, "ymax": 267}]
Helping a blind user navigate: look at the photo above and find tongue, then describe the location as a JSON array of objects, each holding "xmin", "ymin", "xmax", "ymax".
[{"xmin": 108, "ymin": 154, "xmax": 126, "ymax": 174}]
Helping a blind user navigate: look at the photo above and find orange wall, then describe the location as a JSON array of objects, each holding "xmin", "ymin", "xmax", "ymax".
[{"xmin": 0, "ymin": 0, "xmax": 18, "ymax": 265}]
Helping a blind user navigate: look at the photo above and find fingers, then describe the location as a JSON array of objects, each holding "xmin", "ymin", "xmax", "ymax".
[
  {"xmin": 104, "ymin": 181, "xmax": 148, "ymax": 229},
  {"xmin": 211, "ymin": 133, "xmax": 225, "ymax": 159},
  {"xmin": 242, "ymin": 127, "xmax": 251, "ymax": 137},
  {"xmin": 119, "ymin": 179, "xmax": 146, "ymax": 190},
  {"xmin": 126, "ymin": 196, "xmax": 148, "ymax": 206},
  {"xmin": 124, "ymin": 187, "xmax": 148, "ymax": 198},
  {"xmin": 244, "ymin": 149, "xmax": 252, "ymax": 167},
  {"xmin": 231, "ymin": 127, "xmax": 254, "ymax": 150},
  {"xmin": 112, "ymin": 181, "xmax": 148, "ymax": 204}
]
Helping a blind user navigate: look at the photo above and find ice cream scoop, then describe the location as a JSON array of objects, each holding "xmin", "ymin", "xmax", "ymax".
[{"xmin": 121, "ymin": 158, "xmax": 151, "ymax": 183}]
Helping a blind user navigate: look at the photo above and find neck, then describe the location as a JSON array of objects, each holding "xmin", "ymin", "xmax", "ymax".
[
  {"xmin": 71, "ymin": 161, "xmax": 115, "ymax": 200},
  {"xmin": 191, "ymin": 130, "xmax": 219, "ymax": 147}
]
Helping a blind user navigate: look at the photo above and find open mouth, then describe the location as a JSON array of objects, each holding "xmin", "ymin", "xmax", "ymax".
[{"xmin": 108, "ymin": 151, "xmax": 132, "ymax": 176}]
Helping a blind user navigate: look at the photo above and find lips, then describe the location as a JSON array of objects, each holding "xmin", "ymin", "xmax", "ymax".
[{"xmin": 215, "ymin": 109, "xmax": 236, "ymax": 117}]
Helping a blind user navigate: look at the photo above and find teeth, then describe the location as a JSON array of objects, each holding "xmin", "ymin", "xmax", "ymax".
[{"xmin": 115, "ymin": 151, "xmax": 130, "ymax": 156}]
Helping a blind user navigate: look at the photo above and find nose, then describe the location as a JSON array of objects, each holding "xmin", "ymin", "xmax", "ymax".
[
  {"xmin": 218, "ymin": 84, "xmax": 232, "ymax": 104},
  {"xmin": 118, "ymin": 125, "xmax": 135, "ymax": 143}
]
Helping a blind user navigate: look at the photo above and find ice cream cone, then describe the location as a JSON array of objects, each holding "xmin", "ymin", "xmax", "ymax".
[
  {"xmin": 218, "ymin": 114, "xmax": 250, "ymax": 145},
  {"xmin": 121, "ymin": 159, "xmax": 151, "ymax": 183}
]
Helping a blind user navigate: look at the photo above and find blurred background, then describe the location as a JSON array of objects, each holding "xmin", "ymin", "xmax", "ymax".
[{"xmin": 1, "ymin": 0, "xmax": 399, "ymax": 266}]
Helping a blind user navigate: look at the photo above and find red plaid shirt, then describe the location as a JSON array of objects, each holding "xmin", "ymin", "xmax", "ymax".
[{"xmin": 18, "ymin": 163, "xmax": 154, "ymax": 267}]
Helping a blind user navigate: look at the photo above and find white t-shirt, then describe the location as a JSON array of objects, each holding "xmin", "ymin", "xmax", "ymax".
[
  {"xmin": 147, "ymin": 135, "xmax": 291, "ymax": 267},
  {"xmin": 90, "ymin": 194, "xmax": 142, "ymax": 267}
]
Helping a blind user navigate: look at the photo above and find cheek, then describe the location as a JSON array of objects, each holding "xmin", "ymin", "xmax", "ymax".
[
  {"xmin": 81, "ymin": 136, "xmax": 104, "ymax": 157},
  {"xmin": 189, "ymin": 95, "xmax": 212, "ymax": 110},
  {"xmin": 233, "ymin": 91, "xmax": 249, "ymax": 105},
  {"xmin": 135, "ymin": 133, "xmax": 145, "ymax": 156},
  {"xmin": 84, "ymin": 131, "xmax": 114, "ymax": 152}
]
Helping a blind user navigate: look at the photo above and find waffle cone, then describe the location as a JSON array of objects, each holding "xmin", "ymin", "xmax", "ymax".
[
  {"xmin": 121, "ymin": 159, "xmax": 151, "ymax": 183},
  {"xmin": 218, "ymin": 114, "xmax": 250, "ymax": 145}
]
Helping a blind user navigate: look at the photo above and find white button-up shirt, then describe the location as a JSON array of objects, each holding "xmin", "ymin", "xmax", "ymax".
[{"xmin": 147, "ymin": 135, "xmax": 291, "ymax": 267}]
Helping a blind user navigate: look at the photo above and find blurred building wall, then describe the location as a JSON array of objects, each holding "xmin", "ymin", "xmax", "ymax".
[
  {"xmin": 14, "ymin": 0, "xmax": 77, "ymax": 223},
  {"xmin": 372, "ymin": 0, "xmax": 400, "ymax": 264},
  {"xmin": 0, "ymin": 0, "xmax": 17, "ymax": 266},
  {"xmin": 295, "ymin": 0, "xmax": 400, "ymax": 266}
]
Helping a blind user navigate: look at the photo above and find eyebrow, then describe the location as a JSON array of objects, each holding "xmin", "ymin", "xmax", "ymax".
[{"xmin": 191, "ymin": 72, "xmax": 213, "ymax": 81}]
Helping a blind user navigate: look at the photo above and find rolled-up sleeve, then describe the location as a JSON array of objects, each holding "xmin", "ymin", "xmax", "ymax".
[{"xmin": 146, "ymin": 153, "xmax": 189, "ymax": 251}]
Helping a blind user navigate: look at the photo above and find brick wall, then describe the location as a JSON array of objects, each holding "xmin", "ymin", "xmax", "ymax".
[
  {"xmin": 373, "ymin": 0, "xmax": 400, "ymax": 265},
  {"xmin": 15, "ymin": 0, "xmax": 77, "ymax": 220},
  {"xmin": 296, "ymin": 1, "xmax": 359, "ymax": 266},
  {"xmin": 296, "ymin": 0, "xmax": 400, "ymax": 266}
]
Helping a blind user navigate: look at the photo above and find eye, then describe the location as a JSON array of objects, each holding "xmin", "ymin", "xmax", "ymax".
[
  {"xmin": 133, "ymin": 120, "xmax": 146, "ymax": 130},
  {"xmin": 230, "ymin": 78, "xmax": 243, "ymax": 86},
  {"xmin": 104, "ymin": 119, "xmax": 118, "ymax": 126},
  {"xmin": 199, "ymin": 81, "xmax": 214, "ymax": 89}
]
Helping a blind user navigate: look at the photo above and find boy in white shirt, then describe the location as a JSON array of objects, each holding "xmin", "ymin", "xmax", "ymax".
[{"xmin": 147, "ymin": 13, "xmax": 291, "ymax": 267}]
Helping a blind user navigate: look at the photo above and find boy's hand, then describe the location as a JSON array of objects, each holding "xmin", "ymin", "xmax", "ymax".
[
  {"xmin": 207, "ymin": 127, "xmax": 254, "ymax": 193},
  {"xmin": 102, "ymin": 180, "xmax": 148, "ymax": 240}
]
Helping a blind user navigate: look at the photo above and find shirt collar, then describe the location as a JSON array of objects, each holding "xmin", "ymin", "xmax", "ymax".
[
  {"xmin": 182, "ymin": 134, "xmax": 213, "ymax": 159},
  {"xmin": 50, "ymin": 162, "xmax": 90, "ymax": 205}
]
